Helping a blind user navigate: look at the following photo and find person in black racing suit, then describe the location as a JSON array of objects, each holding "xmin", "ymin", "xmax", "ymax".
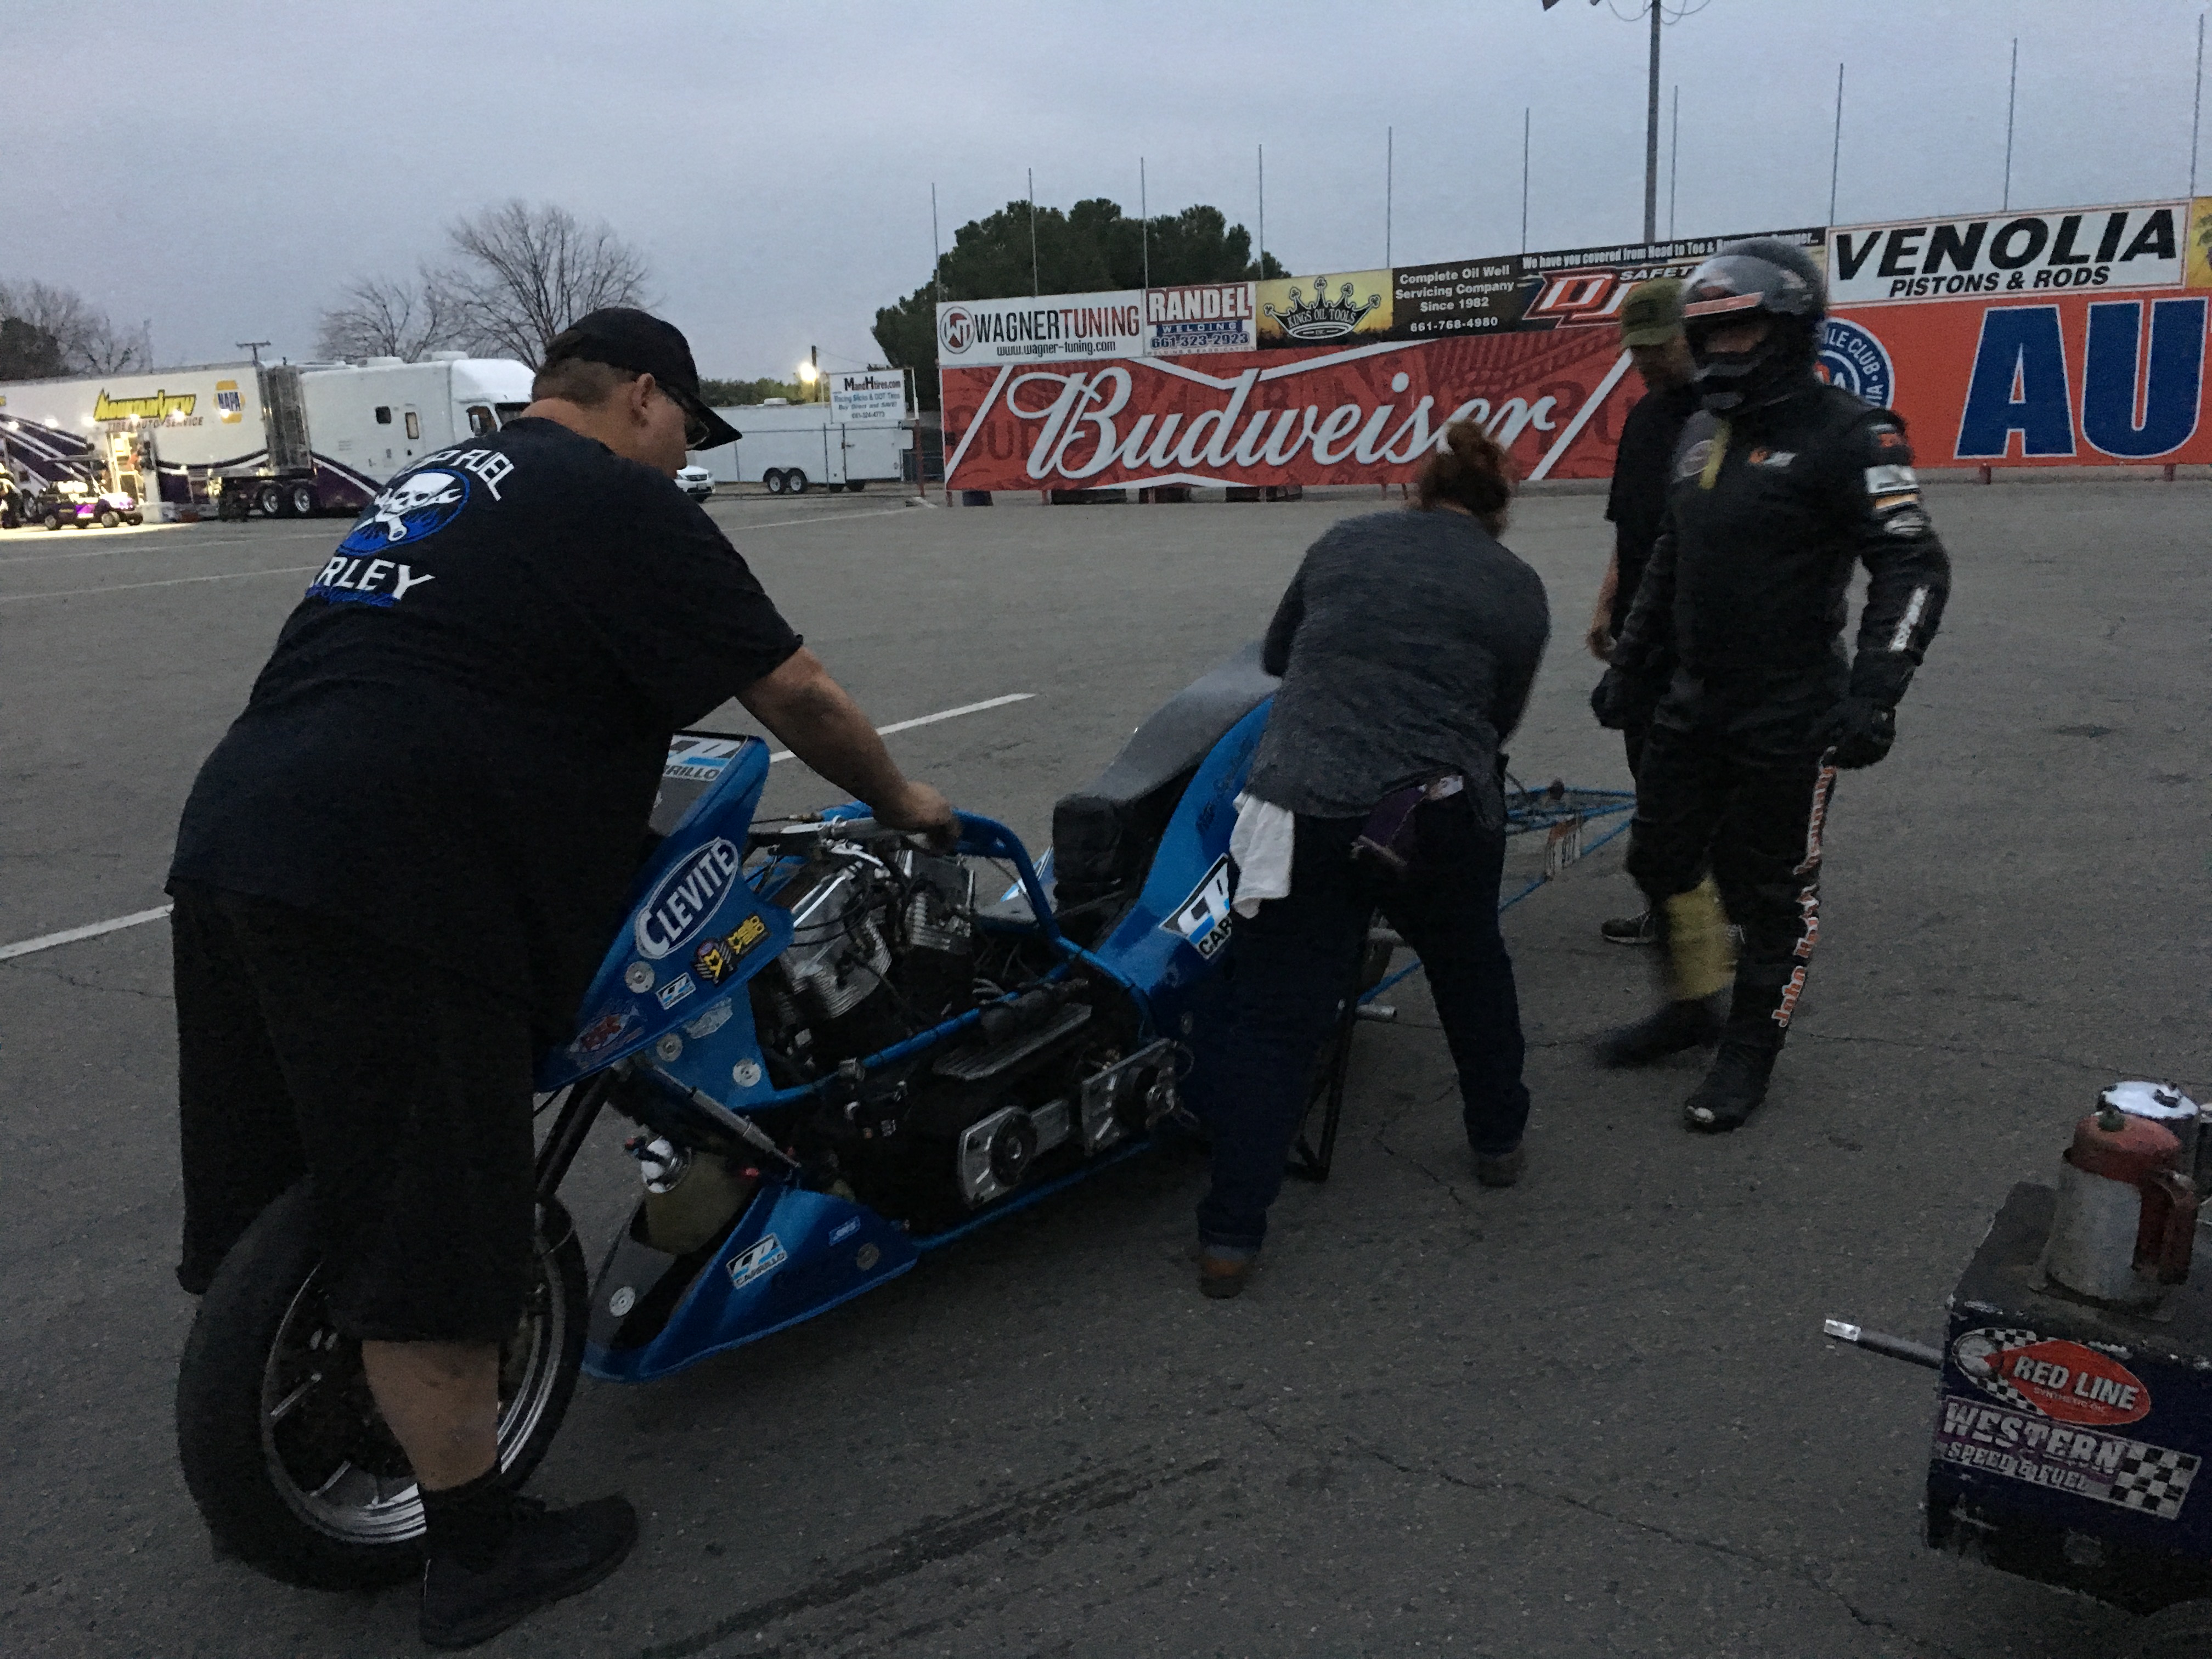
[{"xmin": 1590, "ymin": 238, "xmax": 1950, "ymax": 1133}]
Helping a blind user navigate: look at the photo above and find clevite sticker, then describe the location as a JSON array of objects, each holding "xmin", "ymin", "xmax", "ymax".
[
  {"xmin": 726, "ymin": 1233, "xmax": 787, "ymax": 1291},
  {"xmin": 1160, "ymin": 854, "xmax": 1234, "ymax": 959},
  {"xmin": 1938, "ymin": 1395, "xmax": 2199, "ymax": 1520},
  {"xmin": 635, "ymin": 839, "xmax": 743, "ymax": 960},
  {"xmin": 1951, "ymin": 1328, "xmax": 2151, "ymax": 1426},
  {"xmin": 655, "ymin": 973, "xmax": 696, "ymax": 1011}
]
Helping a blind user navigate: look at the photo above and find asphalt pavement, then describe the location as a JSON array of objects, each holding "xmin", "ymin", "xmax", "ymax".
[{"xmin": 3, "ymin": 477, "xmax": 2204, "ymax": 1656}]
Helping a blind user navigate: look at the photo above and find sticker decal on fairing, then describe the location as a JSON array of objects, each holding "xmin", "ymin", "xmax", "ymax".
[
  {"xmin": 726, "ymin": 1233, "xmax": 787, "ymax": 1291},
  {"xmin": 635, "ymin": 839, "xmax": 743, "ymax": 960},
  {"xmin": 1160, "ymin": 854, "xmax": 1234, "ymax": 959}
]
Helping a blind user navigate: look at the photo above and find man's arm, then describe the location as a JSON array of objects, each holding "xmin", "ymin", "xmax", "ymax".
[
  {"xmin": 1842, "ymin": 414, "xmax": 1950, "ymax": 708},
  {"xmin": 737, "ymin": 647, "xmax": 954, "ymax": 839},
  {"xmin": 1588, "ymin": 549, "xmax": 1621, "ymax": 661}
]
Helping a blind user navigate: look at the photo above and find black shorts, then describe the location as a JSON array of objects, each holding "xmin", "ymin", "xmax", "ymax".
[{"xmin": 170, "ymin": 882, "xmax": 537, "ymax": 1342}]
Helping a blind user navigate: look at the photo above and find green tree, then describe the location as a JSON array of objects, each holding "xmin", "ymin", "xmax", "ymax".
[
  {"xmin": 872, "ymin": 198, "xmax": 1286, "ymax": 409},
  {"xmin": 698, "ymin": 375, "xmax": 810, "ymax": 407}
]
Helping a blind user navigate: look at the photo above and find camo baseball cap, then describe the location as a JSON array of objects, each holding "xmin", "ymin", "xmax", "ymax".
[{"xmin": 1618, "ymin": 278, "xmax": 1685, "ymax": 347}]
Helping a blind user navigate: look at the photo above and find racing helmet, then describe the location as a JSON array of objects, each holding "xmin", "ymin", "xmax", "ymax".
[{"xmin": 1679, "ymin": 238, "xmax": 1827, "ymax": 414}]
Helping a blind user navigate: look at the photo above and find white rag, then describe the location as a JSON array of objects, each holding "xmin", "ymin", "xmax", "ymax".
[{"xmin": 1228, "ymin": 792, "xmax": 1295, "ymax": 917}]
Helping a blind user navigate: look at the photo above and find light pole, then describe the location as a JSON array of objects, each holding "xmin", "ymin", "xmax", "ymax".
[{"xmin": 1543, "ymin": 0, "xmax": 1666, "ymax": 244}]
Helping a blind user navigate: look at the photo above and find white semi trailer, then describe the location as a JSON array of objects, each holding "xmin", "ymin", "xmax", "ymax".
[
  {"xmin": 0, "ymin": 354, "xmax": 533, "ymax": 520},
  {"xmin": 691, "ymin": 398, "xmax": 911, "ymax": 494}
]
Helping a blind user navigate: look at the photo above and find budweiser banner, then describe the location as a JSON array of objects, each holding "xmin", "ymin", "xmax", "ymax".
[
  {"xmin": 940, "ymin": 331, "xmax": 1636, "ymax": 492},
  {"xmin": 935, "ymin": 199, "xmax": 2207, "ymax": 487}
]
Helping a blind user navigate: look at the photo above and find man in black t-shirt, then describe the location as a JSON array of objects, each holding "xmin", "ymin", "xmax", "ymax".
[
  {"xmin": 167, "ymin": 309, "xmax": 953, "ymax": 1645},
  {"xmin": 1592, "ymin": 279, "xmax": 1701, "ymax": 947}
]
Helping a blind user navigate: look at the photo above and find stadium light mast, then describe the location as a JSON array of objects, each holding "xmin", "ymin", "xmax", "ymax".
[{"xmin": 1543, "ymin": 0, "xmax": 1665, "ymax": 244}]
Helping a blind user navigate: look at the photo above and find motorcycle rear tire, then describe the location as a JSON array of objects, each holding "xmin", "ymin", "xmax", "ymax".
[{"xmin": 174, "ymin": 1183, "xmax": 588, "ymax": 1591}]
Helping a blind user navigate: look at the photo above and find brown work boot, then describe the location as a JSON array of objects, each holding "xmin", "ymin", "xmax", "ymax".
[{"xmin": 1196, "ymin": 1247, "xmax": 1255, "ymax": 1300}]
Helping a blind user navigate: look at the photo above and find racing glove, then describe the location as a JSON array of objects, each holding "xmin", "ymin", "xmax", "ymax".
[
  {"xmin": 1590, "ymin": 667, "xmax": 1657, "ymax": 732},
  {"xmin": 1819, "ymin": 696, "xmax": 1897, "ymax": 769}
]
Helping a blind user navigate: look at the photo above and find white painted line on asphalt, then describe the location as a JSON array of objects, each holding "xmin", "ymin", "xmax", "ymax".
[
  {"xmin": 0, "ymin": 532, "xmax": 261, "ymax": 566},
  {"xmin": 768, "ymin": 692, "xmax": 1035, "ymax": 760},
  {"xmin": 0, "ymin": 905, "xmax": 174, "ymax": 962},
  {"xmin": 2, "ymin": 695, "xmax": 1036, "ymax": 963},
  {"xmin": 0, "ymin": 564, "xmax": 319, "ymax": 602}
]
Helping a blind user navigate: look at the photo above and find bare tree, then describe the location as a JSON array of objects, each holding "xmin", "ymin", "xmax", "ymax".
[
  {"xmin": 443, "ymin": 201, "xmax": 652, "ymax": 367},
  {"xmin": 315, "ymin": 272, "xmax": 468, "ymax": 362},
  {"xmin": 0, "ymin": 279, "xmax": 151, "ymax": 375}
]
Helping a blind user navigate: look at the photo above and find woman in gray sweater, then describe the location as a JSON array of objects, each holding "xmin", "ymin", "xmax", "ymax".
[{"xmin": 1195, "ymin": 420, "xmax": 1550, "ymax": 1298}]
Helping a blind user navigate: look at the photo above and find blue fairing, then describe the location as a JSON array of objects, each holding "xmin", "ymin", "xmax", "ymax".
[
  {"xmin": 535, "ymin": 737, "xmax": 794, "ymax": 1095},
  {"xmin": 585, "ymin": 1181, "xmax": 919, "ymax": 1383},
  {"xmin": 1087, "ymin": 696, "xmax": 1269, "ymax": 1034}
]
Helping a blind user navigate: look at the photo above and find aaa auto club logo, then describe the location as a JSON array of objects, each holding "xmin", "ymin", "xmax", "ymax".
[
  {"xmin": 1951, "ymin": 1328, "xmax": 2152, "ymax": 1427},
  {"xmin": 938, "ymin": 306, "xmax": 975, "ymax": 353},
  {"xmin": 1819, "ymin": 318, "xmax": 1895, "ymax": 407}
]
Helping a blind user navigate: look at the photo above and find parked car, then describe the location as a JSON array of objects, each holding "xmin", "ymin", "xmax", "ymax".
[
  {"xmin": 675, "ymin": 464, "xmax": 715, "ymax": 502},
  {"xmin": 36, "ymin": 482, "xmax": 142, "ymax": 530}
]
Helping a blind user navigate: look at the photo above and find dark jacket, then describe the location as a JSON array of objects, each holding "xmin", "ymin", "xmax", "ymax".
[
  {"xmin": 1610, "ymin": 376, "xmax": 1950, "ymax": 755},
  {"xmin": 1605, "ymin": 380, "xmax": 1701, "ymax": 635},
  {"xmin": 1246, "ymin": 508, "xmax": 1550, "ymax": 827}
]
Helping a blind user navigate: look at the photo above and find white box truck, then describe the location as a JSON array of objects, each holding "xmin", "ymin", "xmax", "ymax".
[
  {"xmin": 0, "ymin": 353, "xmax": 533, "ymax": 522},
  {"xmin": 691, "ymin": 393, "xmax": 912, "ymax": 495}
]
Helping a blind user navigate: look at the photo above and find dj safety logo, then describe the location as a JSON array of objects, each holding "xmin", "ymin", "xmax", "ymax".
[{"xmin": 1818, "ymin": 318, "xmax": 1895, "ymax": 407}]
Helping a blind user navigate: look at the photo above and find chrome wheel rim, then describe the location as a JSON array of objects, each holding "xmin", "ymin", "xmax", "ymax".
[{"xmin": 257, "ymin": 1228, "xmax": 568, "ymax": 1545}]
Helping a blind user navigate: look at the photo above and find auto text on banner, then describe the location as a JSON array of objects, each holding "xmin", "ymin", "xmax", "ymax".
[{"xmin": 1827, "ymin": 198, "xmax": 2212, "ymax": 467}]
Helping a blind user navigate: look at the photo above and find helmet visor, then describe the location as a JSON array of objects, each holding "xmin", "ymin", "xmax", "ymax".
[{"xmin": 1681, "ymin": 252, "xmax": 1818, "ymax": 320}]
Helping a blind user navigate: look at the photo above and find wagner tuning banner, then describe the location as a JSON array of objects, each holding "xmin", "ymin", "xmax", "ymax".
[{"xmin": 935, "ymin": 291, "xmax": 1144, "ymax": 369}]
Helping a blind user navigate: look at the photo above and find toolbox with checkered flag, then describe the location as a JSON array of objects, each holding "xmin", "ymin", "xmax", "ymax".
[{"xmin": 1929, "ymin": 1183, "xmax": 2212, "ymax": 1611}]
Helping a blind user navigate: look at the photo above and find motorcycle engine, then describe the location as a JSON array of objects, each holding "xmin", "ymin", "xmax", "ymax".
[{"xmin": 750, "ymin": 840, "xmax": 977, "ymax": 1068}]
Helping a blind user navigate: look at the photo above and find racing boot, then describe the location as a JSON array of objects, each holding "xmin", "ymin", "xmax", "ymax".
[
  {"xmin": 1594, "ymin": 878, "xmax": 1734, "ymax": 1068},
  {"xmin": 420, "ymin": 1488, "xmax": 638, "ymax": 1650},
  {"xmin": 1682, "ymin": 1035, "xmax": 1781, "ymax": 1135}
]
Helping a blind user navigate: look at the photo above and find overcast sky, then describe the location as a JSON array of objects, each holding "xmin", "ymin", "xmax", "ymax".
[{"xmin": 3, "ymin": 0, "xmax": 2195, "ymax": 379}]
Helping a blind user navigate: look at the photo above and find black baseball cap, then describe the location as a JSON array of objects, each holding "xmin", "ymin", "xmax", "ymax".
[{"xmin": 541, "ymin": 307, "xmax": 741, "ymax": 450}]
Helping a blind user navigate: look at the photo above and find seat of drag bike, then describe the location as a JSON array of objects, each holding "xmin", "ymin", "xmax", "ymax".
[{"xmin": 1051, "ymin": 640, "xmax": 1276, "ymax": 914}]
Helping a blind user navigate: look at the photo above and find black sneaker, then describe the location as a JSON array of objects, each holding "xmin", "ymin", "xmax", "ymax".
[
  {"xmin": 1593, "ymin": 997, "xmax": 1723, "ymax": 1068},
  {"xmin": 420, "ymin": 1495, "xmax": 638, "ymax": 1650},
  {"xmin": 1600, "ymin": 910, "xmax": 1660, "ymax": 946},
  {"xmin": 1682, "ymin": 1041, "xmax": 1779, "ymax": 1135}
]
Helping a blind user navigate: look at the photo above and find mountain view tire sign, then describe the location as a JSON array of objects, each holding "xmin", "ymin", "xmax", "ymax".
[{"xmin": 1826, "ymin": 199, "xmax": 2212, "ymax": 467}]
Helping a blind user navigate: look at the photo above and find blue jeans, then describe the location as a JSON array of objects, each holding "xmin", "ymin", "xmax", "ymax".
[{"xmin": 1193, "ymin": 795, "xmax": 1531, "ymax": 1252}]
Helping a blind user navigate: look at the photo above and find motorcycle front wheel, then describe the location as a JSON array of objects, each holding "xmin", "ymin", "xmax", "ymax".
[{"xmin": 175, "ymin": 1184, "xmax": 588, "ymax": 1590}]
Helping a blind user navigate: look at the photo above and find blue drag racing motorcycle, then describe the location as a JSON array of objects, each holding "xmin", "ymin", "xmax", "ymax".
[{"xmin": 174, "ymin": 645, "xmax": 1630, "ymax": 1589}]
